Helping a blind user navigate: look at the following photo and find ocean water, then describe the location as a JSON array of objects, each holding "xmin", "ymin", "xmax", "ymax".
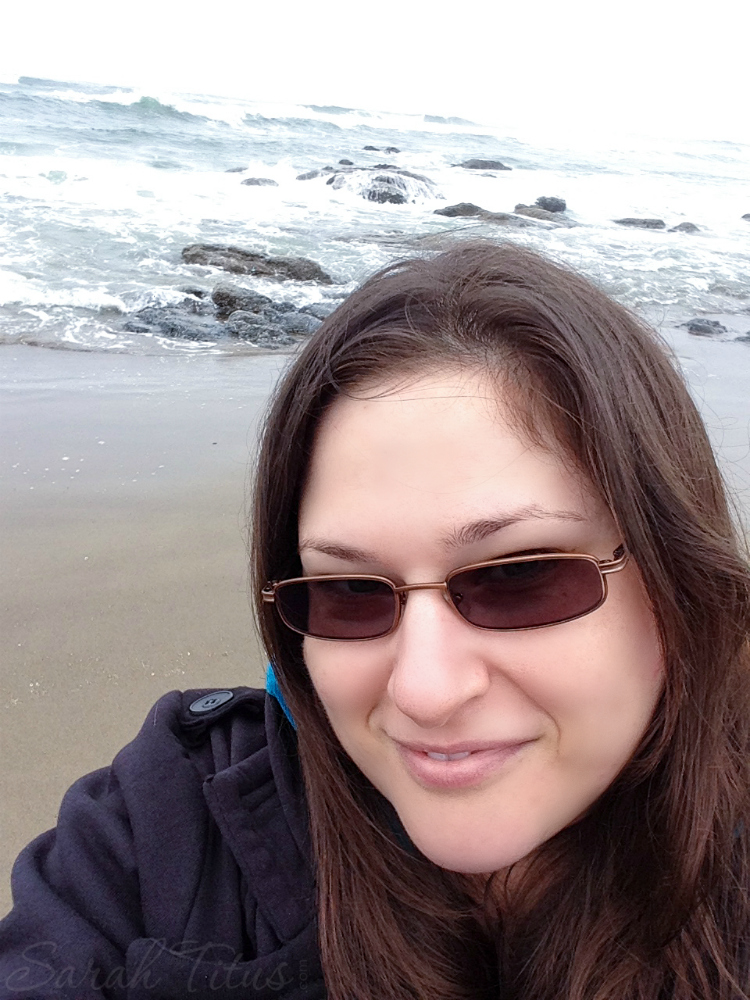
[{"xmin": 1, "ymin": 76, "xmax": 749, "ymax": 355}]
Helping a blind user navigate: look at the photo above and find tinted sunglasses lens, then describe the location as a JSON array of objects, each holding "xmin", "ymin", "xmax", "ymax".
[
  {"xmin": 448, "ymin": 557, "xmax": 605, "ymax": 630},
  {"xmin": 276, "ymin": 579, "xmax": 397, "ymax": 639}
]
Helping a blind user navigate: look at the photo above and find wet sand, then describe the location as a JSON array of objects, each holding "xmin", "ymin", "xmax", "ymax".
[
  {"xmin": 1, "ymin": 324, "xmax": 749, "ymax": 917},
  {"xmin": 0, "ymin": 345, "xmax": 287, "ymax": 915}
]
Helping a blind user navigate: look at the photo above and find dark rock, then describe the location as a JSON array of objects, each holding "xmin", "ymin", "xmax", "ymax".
[
  {"xmin": 680, "ymin": 319, "xmax": 727, "ymax": 337},
  {"xmin": 225, "ymin": 310, "xmax": 271, "ymax": 334},
  {"xmin": 338, "ymin": 158, "xmax": 353, "ymax": 165},
  {"xmin": 735, "ymin": 333, "xmax": 750, "ymax": 343},
  {"xmin": 182, "ymin": 245, "xmax": 333, "ymax": 284},
  {"xmin": 369, "ymin": 189, "xmax": 406, "ymax": 205},
  {"xmin": 123, "ymin": 306, "xmax": 224, "ymax": 341},
  {"xmin": 322, "ymin": 166, "xmax": 438, "ymax": 204},
  {"xmin": 434, "ymin": 202, "xmax": 484, "ymax": 217},
  {"xmin": 296, "ymin": 167, "xmax": 335, "ymax": 181},
  {"xmin": 614, "ymin": 218, "xmax": 666, "ymax": 229},
  {"xmin": 225, "ymin": 311, "xmax": 295, "ymax": 348},
  {"xmin": 300, "ymin": 301, "xmax": 337, "ymax": 319},
  {"xmin": 363, "ymin": 145, "xmax": 379, "ymax": 151},
  {"xmin": 535, "ymin": 196, "xmax": 566, "ymax": 213},
  {"xmin": 225, "ymin": 166, "xmax": 246, "ymax": 173},
  {"xmin": 669, "ymin": 222, "xmax": 699, "ymax": 233},
  {"xmin": 241, "ymin": 177, "xmax": 278, "ymax": 187},
  {"xmin": 212, "ymin": 283, "xmax": 273, "ymax": 319},
  {"xmin": 742, "ymin": 214, "xmax": 750, "ymax": 221},
  {"xmin": 515, "ymin": 203, "xmax": 559, "ymax": 221},
  {"xmin": 180, "ymin": 286, "xmax": 207, "ymax": 298},
  {"xmin": 434, "ymin": 205, "xmax": 534, "ymax": 227},
  {"xmin": 276, "ymin": 312, "xmax": 322, "ymax": 335},
  {"xmin": 480, "ymin": 213, "xmax": 533, "ymax": 227},
  {"xmin": 384, "ymin": 146, "xmax": 400, "ymax": 154},
  {"xmin": 457, "ymin": 159, "xmax": 512, "ymax": 171}
]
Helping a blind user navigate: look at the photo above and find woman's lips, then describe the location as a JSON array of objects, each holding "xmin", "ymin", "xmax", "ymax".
[{"xmin": 393, "ymin": 739, "xmax": 533, "ymax": 789}]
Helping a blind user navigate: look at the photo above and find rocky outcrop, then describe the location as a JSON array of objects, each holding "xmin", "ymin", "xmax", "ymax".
[
  {"xmin": 296, "ymin": 167, "xmax": 335, "ymax": 181},
  {"xmin": 614, "ymin": 218, "xmax": 666, "ymax": 229},
  {"xmin": 680, "ymin": 319, "xmax": 727, "ymax": 337},
  {"xmin": 224, "ymin": 311, "xmax": 297, "ymax": 347},
  {"xmin": 433, "ymin": 204, "xmax": 534, "ymax": 227},
  {"xmin": 535, "ymin": 196, "xmax": 566, "ymax": 213},
  {"xmin": 212, "ymin": 283, "xmax": 274, "ymax": 319},
  {"xmin": 742, "ymin": 214, "xmax": 750, "ymax": 221},
  {"xmin": 123, "ymin": 282, "xmax": 345, "ymax": 349},
  {"xmin": 181, "ymin": 245, "xmax": 333, "ymax": 283},
  {"xmin": 123, "ymin": 304, "xmax": 225, "ymax": 341},
  {"xmin": 240, "ymin": 177, "xmax": 278, "ymax": 187},
  {"xmin": 305, "ymin": 165, "xmax": 438, "ymax": 204},
  {"xmin": 515, "ymin": 203, "xmax": 559, "ymax": 221},
  {"xmin": 457, "ymin": 159, "xmax": 512, "ymax": 171},
  {"xmin": 434, "ymin": 203, "xmax": 484, "ymax": 217},
  {"xmin": 669, "ymin": 222, "xmax": 699, "ymax": 233}
]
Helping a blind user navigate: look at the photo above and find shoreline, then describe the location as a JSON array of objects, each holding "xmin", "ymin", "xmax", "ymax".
[{"xmin": 1, "ymin": 326, "xmax": 749, "ymax": 916}]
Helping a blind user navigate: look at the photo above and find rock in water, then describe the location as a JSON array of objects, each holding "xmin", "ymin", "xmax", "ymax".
[
  {"xmin": 182, "ymin": 245, "xmax": 333, "ymax": 284},
  {"xmin": 614, "ymin": 218, "xmax": 666, "ymax": 229},
  {"xmin": 515, "ymin": 203, "xmax": 559, "ymax": 221},
  {"xmin": 322, "ymin": 166, "xmax": 438, "ymax": 204},
  {"xmin": 434, "ymin": 204, "xmax": 535, "ymax": 227},
  {"xmin": 241, "ymin": 177, "xmax": 278, "ymax": 186},
  {"xmin": 669, "ymin": 222, "xmax": 699, "ymax": 233},
  {"xmin": 225, "ymin": 166, "xmax": 247, "ymax": 173},
  {"xmin": 276, "ymin": 312, "xmax": 322, "ymax": 335},
  {"xmin": 338, "ymin": 159, "xmax": 353, "ymax": 165},
  {"xmin": 457, "ymin": 159, "xmax": 512, "ymax": 170},
  {"xmin": 212, "ymin": 283, "xmax": 274, "ymax": 319},
  {"xmin": 535, "ymin": 196, "xmax": 566, "ymax": 213},
  {"xmin": 300, "ymin": 301, "xmax": 338, "ymax": 319},
  {"xmin": 296, "ymin": 167, "xmax": 335, "ymax": 181},
  {"xmin": 680, "ymin": 319, "xmax": 727, "ymax": 337},
  {"xmin": 123, "ymin": 306, "xmax": 225, "ymax": 341},
  {"xmin": 741, "ymin": 214, "xmax": 750, "ymax": 221},
  {"xmin": 225, "ymin": 311, "xmax": 295, "ymax": 348},
  {"xmin": 434, "ymin": 203, "xmax": 484, "ymax": 217}
]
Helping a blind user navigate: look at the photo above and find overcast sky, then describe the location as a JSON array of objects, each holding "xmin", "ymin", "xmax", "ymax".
[{"xmin": 3, "ymin": 0, "xmax": 748, "ymax": 142}]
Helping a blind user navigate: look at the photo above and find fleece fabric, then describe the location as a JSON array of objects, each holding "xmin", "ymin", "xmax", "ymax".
[{"xmin": 0, "ymin": 688, "xmax": 325, "ymax": 999}]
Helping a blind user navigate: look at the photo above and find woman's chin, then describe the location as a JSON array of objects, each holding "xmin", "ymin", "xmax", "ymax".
[{"xmin": 405, "ymin": 824, "xmax": 536, "ymax": 874}]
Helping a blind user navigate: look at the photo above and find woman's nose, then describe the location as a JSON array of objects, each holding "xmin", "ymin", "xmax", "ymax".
[{"xmin": 386, "ymin": 587, "xmax": 491, "ymax": 729}]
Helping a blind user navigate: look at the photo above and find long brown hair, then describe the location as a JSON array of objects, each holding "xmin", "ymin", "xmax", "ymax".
[{"xmin": 251, "ymin": 242, "xmax": 750, "ymax": 999}]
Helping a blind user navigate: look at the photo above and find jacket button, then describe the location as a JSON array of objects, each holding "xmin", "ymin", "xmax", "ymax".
[{"xmin": 189, "ymin": 690, "xmax": 234, "ymax": 714}]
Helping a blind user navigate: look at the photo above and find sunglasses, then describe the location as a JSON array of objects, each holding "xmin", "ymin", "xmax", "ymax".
[{"xmin": 262, "ymin": 546, "xmax": 628, "ymax": 641}]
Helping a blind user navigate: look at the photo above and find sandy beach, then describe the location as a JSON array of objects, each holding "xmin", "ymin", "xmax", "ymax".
[
  {"xmin": 1, "ymin": 326, "xmax": 749, "ymax": 917},
  {"xmin": 0, "ymin": 345, "xmax": 287, "ymax": 915}
]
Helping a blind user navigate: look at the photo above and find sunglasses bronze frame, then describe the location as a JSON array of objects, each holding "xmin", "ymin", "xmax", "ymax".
[{"xmin": 262, "ymin": 546, "xmax": 629, "ymax": 641}]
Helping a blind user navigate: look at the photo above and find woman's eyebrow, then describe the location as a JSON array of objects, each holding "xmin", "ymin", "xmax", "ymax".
[
  {"xmin": 445, "ymin": 508, "xmax": 587, "ymax": 550},
  {"xmin": 298, "ymin": 539, "xmax": 378, "ymax": 562},
  {"xmin": 300, "ymin": 508, "xmax": 587, "ymax": 563}
]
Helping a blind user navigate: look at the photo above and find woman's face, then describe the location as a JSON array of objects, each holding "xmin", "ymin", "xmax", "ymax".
[{"xmin": 298, "ymin": 370, "xmax": 664, "ymax": 873}]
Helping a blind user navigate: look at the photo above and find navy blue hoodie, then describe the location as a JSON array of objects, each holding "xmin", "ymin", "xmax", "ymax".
[{"xmin": 0, "ymin": 688, "xmax": 325, "ymax": 999}]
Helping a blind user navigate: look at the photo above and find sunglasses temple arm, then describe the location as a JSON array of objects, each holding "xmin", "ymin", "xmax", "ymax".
[{"xmin": 600, "ymin": 546, "xmax": 629, "ymax": 574}]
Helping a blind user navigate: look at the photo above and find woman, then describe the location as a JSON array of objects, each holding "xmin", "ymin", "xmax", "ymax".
[{"xmin": 1, "ymin": 242, "xmax": 749, "ymax": 1000}]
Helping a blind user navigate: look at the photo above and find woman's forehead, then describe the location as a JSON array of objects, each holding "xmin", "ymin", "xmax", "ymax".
[{"xmin": 300, "ymin": 372, "xmax": 610, "ymax": 544}]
